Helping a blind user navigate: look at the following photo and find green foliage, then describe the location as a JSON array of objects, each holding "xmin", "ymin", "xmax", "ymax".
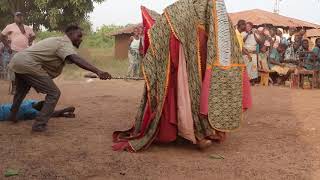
[
  {"xmin": 0, "ymin": 0, "xmax": 106, "ymax": 31},
  {"xmin": 36, "ymin": 31, "xmax": 63, "ymax": 41},
  {"xmin": 35, "ymin": 25, "xmax": 123, "ymax": 49},
  {"xmin": 82, "ymin": 25, "xmax": 123, "ymax": 48}
]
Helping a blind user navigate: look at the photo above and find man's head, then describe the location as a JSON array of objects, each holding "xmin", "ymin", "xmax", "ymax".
[
  {"xmin": 138, "ymin": 26, "xmax": 144, "ymax": 36},
  {"xmin": 65, "ymin": 25, "xmax": 83, "ymax": 48},
  {"xmin": 14, "ymin": 12, "xmax": 24, "ymax": 24},
  {"xmin": 276, "ymin": 28, "xmax": 284, "ymax": 37},
  {"xmin": 277, "ymin": 43, "xmax": 287, "ymax": 53},
  {"xmin": 299, "ymin": 29, "xmax": 306, "ymax": 36},
  {"xmin": 293, "ymin": 41, "xmax": 301, "ymax": 50},
  {"xmin": 133, "ymin": 27, "xmax": 139, "ymax": 37},
  {"xmin": 294, "ymin": 34, "xmax": 302, "ymax": 43},
  {"xmin": 316, "ymin": 38, "xmax": 320, "ymax": 48},
  {"xmin": 269, "ymin": 28, "xmax": 276, "ymax": 37},
  {"xmin": 246, "ymin": 22, "xmax": 253, "ymax": 32},
  {"xmin": 237, "ymin": 20, "xmax": 246, "ymax": 32},
  {"xmin": 302, "ymin": 39, "xmax": 309, "ymax": 50},
  {"xmin": 263, "ymin": 27, "xmax": 270, "ymax": 37},
  {"xmin": 289, "ymin": 27, "xmax": 297, "ymax": 36}
]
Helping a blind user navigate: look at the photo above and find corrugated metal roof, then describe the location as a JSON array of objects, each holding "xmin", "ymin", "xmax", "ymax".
[
  {"xmin": 109, "ymin": 23, "xmax": 142, "ymax": 36},
  {"xmin": 229, "ymin": 9, "xmax": 320, "ymax": 28},
  {"xmin": 306, "ymin": 29, "xmax": 320, "ymax": 37}
]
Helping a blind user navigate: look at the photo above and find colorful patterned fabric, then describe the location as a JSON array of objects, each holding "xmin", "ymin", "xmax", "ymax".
[
  {"xmin": 284, "ymin": 45, "xmax": 300, "ymax": 62},
  {"xmin": 113, "ymin": 0, "xmax": 251, "ymax": 152},
  {"xmin": 243, "ymin": 54, "xmax": 258, "ymax": 79},
  {"xmin": 271, "ymin": 65, "xmax": 290, "ymax": 75},
  {"xmin": 258, "ymin": 53, "xmax": 270, "ymax": 72}
]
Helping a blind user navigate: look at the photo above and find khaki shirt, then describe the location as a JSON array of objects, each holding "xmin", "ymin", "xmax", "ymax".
[{"xmin": 8, "ymin": 36, "xmax": 77, "ymax": 78}]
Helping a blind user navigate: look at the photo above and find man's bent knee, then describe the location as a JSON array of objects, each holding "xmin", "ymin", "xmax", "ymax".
[
  {"xmin": 48, "ymin": 88, "xmax": 61, "ymax": 101},
  {"xmin": 53, "ymin": 89, "xmax": 61, "ymax": 99}
]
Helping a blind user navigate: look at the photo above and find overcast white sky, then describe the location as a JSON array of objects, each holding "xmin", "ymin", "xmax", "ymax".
[{"xmin": 90, "ymin": 0, "xmax": 320, "ymax": 30}]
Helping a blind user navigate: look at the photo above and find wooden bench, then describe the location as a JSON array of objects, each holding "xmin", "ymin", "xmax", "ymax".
[{"xmin": 290, "ymin": 70, "xmax": 319, "ymax": 89}]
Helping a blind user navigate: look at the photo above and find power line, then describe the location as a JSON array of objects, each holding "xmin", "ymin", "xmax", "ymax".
[{"xmin": 273, "ymin": 0, "xmax": 281, "ymax": 14}]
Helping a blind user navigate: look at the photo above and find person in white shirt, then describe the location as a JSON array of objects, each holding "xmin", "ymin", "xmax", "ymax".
[
  {"xmin": 242, "ymin": 22, "xmax": 259, "ymax": 83},
  {"xmin": 127, "ymin": 27, "xmax": 142, "ymax": 78},
  {"xmin": 283, "ymin": 27, "xmax": 297, "ymax": 46}
]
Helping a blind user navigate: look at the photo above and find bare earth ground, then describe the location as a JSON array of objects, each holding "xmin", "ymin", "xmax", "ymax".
[{"xmin": 0, "ymin": 79, "xmax": 320, "ymax": 180}]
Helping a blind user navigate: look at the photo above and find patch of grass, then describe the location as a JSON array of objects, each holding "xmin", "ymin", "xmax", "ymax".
[{"xmin": 60, "ymin": 48, "xmax": 128, "ymax": 80}]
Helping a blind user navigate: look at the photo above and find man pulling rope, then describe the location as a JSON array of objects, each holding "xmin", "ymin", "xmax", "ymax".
[{"xmin": 7, "ymin": 24, "xmax": 112, "ymax": 132}]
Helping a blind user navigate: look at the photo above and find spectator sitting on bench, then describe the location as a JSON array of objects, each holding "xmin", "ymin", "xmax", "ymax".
[{"xmin": 269, "ymin": 43, "xmax": 295, "ymax": 85}]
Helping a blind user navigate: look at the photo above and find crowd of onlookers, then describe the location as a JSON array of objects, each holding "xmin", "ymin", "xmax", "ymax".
[{"xmin": 235, "ymin": 20, "xmax": 320, "ymax": 86}]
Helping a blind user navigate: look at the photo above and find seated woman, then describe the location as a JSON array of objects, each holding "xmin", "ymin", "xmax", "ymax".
[
  {"xmin": 269, "ymin": 43, "xmax": 295, "ymax": 84},
  {"xmin": 0, "ymin": 99, "xmax": 75, "ymax": 122},
  {"xmin": 311, "ymin": 38, "xmax": 320, "ymax": 70}
]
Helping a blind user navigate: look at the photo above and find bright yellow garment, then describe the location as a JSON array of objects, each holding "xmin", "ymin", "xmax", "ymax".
[{"xmin": 235, "ymin": 29, "xmax": 244, "ymax": 51}]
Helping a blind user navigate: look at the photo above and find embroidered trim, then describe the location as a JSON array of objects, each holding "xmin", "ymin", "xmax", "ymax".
[
  {"xmin": 197, "ymin": 24, "xmax": 208, "ymax": 36},
  {"xmin": 164, "ymin": 10, "xmax": 179, "ymax": 41},
  {"xmin": 163, "ymin": 53, "xmax": 171, "ymax": 111},
  {"xmin": 141, "ymin": 64, "xmax": 151, "ymax": 108},
  {"xmin": 212, "ymin": 0, "xmax": 220, "ymax": 66},
  {"xmin": 196, "ymin": 24, "xmax": 203, "ymax": 81}
]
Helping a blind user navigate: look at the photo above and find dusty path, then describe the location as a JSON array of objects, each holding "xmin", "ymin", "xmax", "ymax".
[{"xmin": 0, "ymin": 80, "xmax": 319, "ymax": 180}]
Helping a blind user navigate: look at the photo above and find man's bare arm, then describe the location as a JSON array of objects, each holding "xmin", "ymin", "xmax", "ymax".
[
  {"xmin": 28, "ymin": 35, "xmax": 36, "ymax": 46},
  {"xmin": 66, "ymin": 54, "xmax": 112, "ymax": 80}
]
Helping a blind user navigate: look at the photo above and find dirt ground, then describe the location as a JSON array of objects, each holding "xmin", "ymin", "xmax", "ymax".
[{"xmin": 0, "ymin": 79, "xmax": 320, "ymax": 180}]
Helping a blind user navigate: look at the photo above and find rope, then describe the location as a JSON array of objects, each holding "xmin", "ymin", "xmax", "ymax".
[
  {"xmin": 84, "ymin": 74, "xmax": 144, "ymax": 81},
  {"xmin": 112, "ymin": 76, "xmax": 144, "ymax": 81}
]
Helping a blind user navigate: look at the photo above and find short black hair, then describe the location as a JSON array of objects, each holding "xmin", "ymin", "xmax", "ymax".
[
  {"xmin": 247, "ymin": 22, "xmax": 254, "ymax": 27},
  {"xmin": 302, "ymin": 39, "xmax": 309, "ymax": 43},
  {"xmin": 237, "ymin": 20, "xmax": 246, "ymax": 26},
  {"xmin": 64, "ymin": 24, "xmax": 82, "ymax": 34},
  {"xmin": 316, "ymin": 38, "xmax": 320, "ymax": 43},
  {"xmin": 269, "ymin": 27, "xmax": 276, "ymax": 32}
]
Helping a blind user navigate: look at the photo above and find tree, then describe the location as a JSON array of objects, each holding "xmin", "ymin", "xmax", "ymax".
[
  {"xmin": 0, "ymin": 0, "xmax": 106, "ymax": 31},
  {"xmin": 82, "ymin": 25, "xmax": 123, "ymax": 48}
]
